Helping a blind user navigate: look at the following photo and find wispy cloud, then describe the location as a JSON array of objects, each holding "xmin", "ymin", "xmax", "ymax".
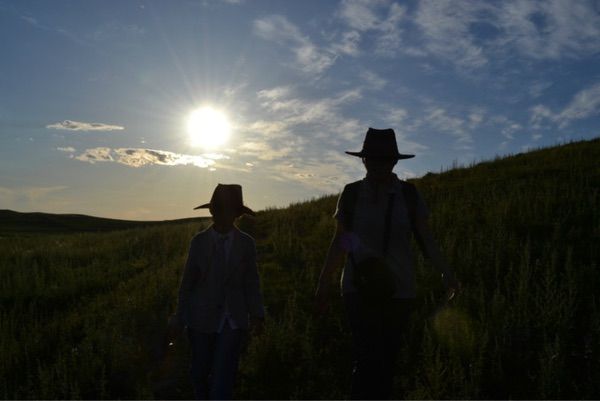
[
  {"xmin": 414, "ymin": 0, "xmax": 490, "ymax": 69},
  {"xmin": 494, "ymin": 0, "xmax": 600, "ymax": 60},
  {"xmin": 255, "ymin": 85, "xmax": 363, "ymax": 143},
  {"xmin": 18, "ymin": 12, "xmax": 89, "ymax": 46},
  {"xmin": 360, "ymin": 70, "xmax": 387, "ymax": 90},
  {"xmin": 555, "ymin": 82, "xmax": 600, "ymax": 127},
  {"xmin": 74, "ymin": 147, "xmax": 226, "ymax": 168},
  {"xmin": 253, "ymin": 15, "xmax": 336, "ymax": 75},
  {"xmin": 337, "ymin": 0, "xmax": 406, "ymax": 55},
  {"xmin": 424, "ymin": 107, "xmax": 473, "ymax": 147},
  {"xmin": 57, "ymin": 146, "xmax": 76, "ymax": 153},
  {"xmin": 47, "ymin": 120, "xmax": 125, "ymax": 132},
  {"xmin": 529, "ymin": 82, "xmax": 600, "ymax": 128},
  {"xmin": 88, "ymin": 22, "xmax": 145, "ymax": 42},
  {"xmin": 528, "ymin": 81, "xmax": 553, "ymax": 99},
  {"xmin": 529, "ymin": 104, "xmax": 554, "ymax": 129},
  {"xmin": 413, "ymin": 0, "xmax": 600, "ymax": 70}
]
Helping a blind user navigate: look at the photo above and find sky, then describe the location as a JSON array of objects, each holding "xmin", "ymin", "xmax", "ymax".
[{"xmin": 1, "ymin": 0, "xmax": 599, "ymax": 220}]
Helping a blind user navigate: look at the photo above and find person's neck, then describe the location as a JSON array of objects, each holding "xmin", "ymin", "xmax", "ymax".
[
  {"xmin": 212, "ymin": 223, "xmax": 234, "ymax": 235},
  {"xmin": 366, "ymin": 173, "xmax": 394, "ymax": 188}
]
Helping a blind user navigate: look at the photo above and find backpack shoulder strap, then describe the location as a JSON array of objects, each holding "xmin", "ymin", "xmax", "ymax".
[
  {"xmin": 400, "ymin": 180, "xmax": 418, "ymax": 230},
  {"xmin": 342, "ymin": 180, "xmax": 361, "ymax": 231},
  {"xmin": 400, "ymin": 180, "xmax": 430, "ymax": 258}
]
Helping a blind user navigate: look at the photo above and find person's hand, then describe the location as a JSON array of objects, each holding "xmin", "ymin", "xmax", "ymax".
[
  {"xmin": 249, "ymin": 317, "xmax": 264, "ymax": 337},
  {"xmin": 314, "ymin": 285, "xmax": 331, "ymax": 316},
  {"xmin": 156, "ymin": 316, "xmax": 183, "ymax": 362},
  {"xmin": 444, "ymin": 275, "xmax": 461, "ymax": 302}
]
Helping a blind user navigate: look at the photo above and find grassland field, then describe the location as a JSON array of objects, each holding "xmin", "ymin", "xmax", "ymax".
[{"xmin": 1, "ymin": 138, "xmax": 599, "ymax": 399}]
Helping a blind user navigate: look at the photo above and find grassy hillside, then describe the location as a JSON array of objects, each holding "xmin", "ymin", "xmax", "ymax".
[{"xmin": 1, "ymin": 138, "xmax": 598, "ymax": 399}]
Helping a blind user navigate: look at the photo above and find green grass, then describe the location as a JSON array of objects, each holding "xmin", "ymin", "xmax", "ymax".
[{"xmin": 1, "ymin": 138, "xmax": 599, "ymax": 399}]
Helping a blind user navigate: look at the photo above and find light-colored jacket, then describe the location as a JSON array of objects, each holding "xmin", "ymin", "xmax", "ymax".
[{"xmin": 175, "ymin": 226, "xmax": 265, "ymax": 332}]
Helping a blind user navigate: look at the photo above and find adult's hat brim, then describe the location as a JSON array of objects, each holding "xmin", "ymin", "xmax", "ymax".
[
  {"xmin": 193, "ymin": 203, "xmax": 256, "ymax": 216},
  {"xmin": 345, "ymin": 151, "xmax": 415, "ymax": 159}
]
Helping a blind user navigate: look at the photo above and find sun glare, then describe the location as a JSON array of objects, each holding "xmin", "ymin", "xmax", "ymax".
[{"xmin": 187, "ymin": 106, "xmax": 231, "ymax": 149}]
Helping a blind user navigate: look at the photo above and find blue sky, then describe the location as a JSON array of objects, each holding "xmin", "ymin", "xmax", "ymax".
[{"xmin": 1, "ymin": 0, "xmax": 599, "ymax": 220}]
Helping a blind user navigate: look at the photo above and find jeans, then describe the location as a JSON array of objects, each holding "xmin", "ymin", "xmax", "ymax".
[
  {"xmin": 344, "ymin": 293, "xmax": 414, "ymax": 400},
  {"xmin": 187, "ymin": 324, "xmax": 245, "ymax": 400}
]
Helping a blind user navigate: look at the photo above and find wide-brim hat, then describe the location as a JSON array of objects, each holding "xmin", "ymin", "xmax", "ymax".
[
  {"xmin": 346, "ymin": 128, "xmax": 414, "ymax": 160},
  {"xmin": 193, "ymin": 184, "xmax": 255, "ymax": 216}
]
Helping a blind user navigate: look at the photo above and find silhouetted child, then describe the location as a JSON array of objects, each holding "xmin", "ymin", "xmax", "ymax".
[
  {"xmin": 166, "ymin": 184, "xmax": 264, "ymax": 400},
  {"xmin": 315, "ymin": 128, "xmax": 459, "ymax": 400}
]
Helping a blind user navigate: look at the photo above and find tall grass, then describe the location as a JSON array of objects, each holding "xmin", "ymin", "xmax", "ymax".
[{"xmin": 1, "ymin": 138, "xmax": 598, "ymax": 399}]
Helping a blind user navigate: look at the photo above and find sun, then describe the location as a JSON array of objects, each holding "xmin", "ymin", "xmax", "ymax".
[{"xmin": 187, "ymin": 106, "xmax": 231, "ymax": 149}]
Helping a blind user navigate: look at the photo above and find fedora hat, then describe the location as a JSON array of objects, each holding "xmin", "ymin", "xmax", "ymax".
[
  {"xmin": 346, "ymin": 128, "xmax": 414, "ymax": 160},
  {"xmin": 194, "ymin": 184, "xmax": 255, "ymax": 216}
]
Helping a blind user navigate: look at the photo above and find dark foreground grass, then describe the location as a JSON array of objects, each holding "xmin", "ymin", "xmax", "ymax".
[{"xmin": 1, "ymin": 138, "xmax": 599, "ymax": 399}]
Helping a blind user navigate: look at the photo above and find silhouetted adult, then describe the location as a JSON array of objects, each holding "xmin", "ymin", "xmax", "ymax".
[
  {"xmin": 166, "ymin": 184, "xmax": 265, "ymax": 400},
  {"xmin": 315, "ymin": 128, "xmax": 459, "ymax": 400}
]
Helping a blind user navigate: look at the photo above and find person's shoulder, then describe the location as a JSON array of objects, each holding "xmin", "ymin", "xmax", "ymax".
[
  {"xmin": 191, "ymin": 227, "xmax": 211, "ymax": 243},
  {"xmin": 341, "ymin": 179, "xmax": 363, "ymax": 195},
  {"xmin": 235, "ymin": 228, "xmax": 256, "ymax": 245},
  {"xmin": 344, "ymin": 179, "xmax": 363, "ymax": 189},
  {"xmin": 395, "ymin": 177, "xmax": 417, "ymax": 191}
]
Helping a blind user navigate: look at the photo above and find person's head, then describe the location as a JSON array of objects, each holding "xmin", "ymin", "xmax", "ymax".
[
  {"xmin": 362, "ymin": 156, "xmax": 398, "ymax": 180},
  {"xmin": 346, "ymin": 128, "xmax": 414, "ymax": 180},
  {"xmin": 194, "ymin": 184, "xmax": 255, "ymax": 229}
]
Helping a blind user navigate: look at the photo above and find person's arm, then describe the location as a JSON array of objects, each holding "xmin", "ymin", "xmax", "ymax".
[
  {"xmin": 166, "ymin": 239, "xmax": 199, "ymax": 341},
  {"xmin": 414, "ymin": 216, "xmax": 460, "ymax": 300},
  {"xmin": 314, "ymin": 221, "xmax": 347, "ymax": 315},
  {"xmin": 244, "ymin": 239, "xmax": 265, "ymax": 334},
  {"xmin": 160, "ymin": 239, "xmax": 200, "ymax": 361}
]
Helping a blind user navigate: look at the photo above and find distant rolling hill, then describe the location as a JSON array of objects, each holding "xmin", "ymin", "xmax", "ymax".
[{"xmin": 0, "ymin": 209, "xmax": 208, "ymax": 234}]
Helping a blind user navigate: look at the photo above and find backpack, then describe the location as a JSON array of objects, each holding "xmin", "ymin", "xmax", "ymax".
[
  {"xmin": 341, "ymin": 179, "xmax": 427, "ymax": 305},
  {"xmin": 341, "ymin": 179, "xmax": 427, "ymax": 254}
]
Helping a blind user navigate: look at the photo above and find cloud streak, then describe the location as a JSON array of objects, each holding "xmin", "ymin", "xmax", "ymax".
[
  {"xmin": 530, "ymin": 82, "xmax": 600, "ymax": 128},
  {"xmin": 337, "ymin": 0, "xmax": 406, "ymax": 56},
  {"xmin": 47, "ymin": 120, "xmax": 125, "ymax": 132},
  {"xmin": 413, "ymin": 0, "xmax": 600, "ymax": 70},
  {"xmin": 253, "ymin": 15, "xmax": 336, "ymax": 75},
  {"xmin": 74, "ymin": 147, "xmax": 226, "ymax": 168}
]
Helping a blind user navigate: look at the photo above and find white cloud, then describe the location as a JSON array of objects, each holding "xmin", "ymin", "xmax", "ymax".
[
  {"xmin": 253, "ymin": 15, "xmax": 336, "ymax": 74},
  {"xmin": 413, "ymin": 0, "xmax": 600, "ymax": 70},
  {"xmin": 468, "ymin": 109, "xmax": 485, "ymax": 129},
  {"xmin": 74, "ymin": 147, "xmax": 222, "ymax": 168},
  {"xmin": 529, "ymin": 82, "xmax": 600, "ymax": 128},
  {"xmin": 330, "ymin": 30, "xmax": 361, "ymax": 56},
  {"xmin": 528, "ymin": 81, "xmax": 553, "ymax": 98},
  {"xmin": 57, "ymin": 146, "xmax": 76, "ymax": 153},
  {"xmin": 337, "ymin": 0, "xmax": 406, "ymax": 55},
  {"xmin": 424, "ymin": 107, "xmax": 473, "ymax": 145},
  {"xmin": 47, "ymin": 120, "xmax": 124, "ymax": 132},
  {"xmin": 556, "ymin": 82, "xmax": 600, "ymax": 127},
  {"xmin": 530, "ymin": 104, "xmax": 554, "ymax": 129},
  {"xmin": 494, "ymin": 0, "xmax": 600, "ymax": 60},
  {"xmin": 238, "ymin": 142, "xmax": 294, "ymax": 161},
  {"xmin": 360, "ymin": 70, "xmax": 387, "ymax": 90},
  {"xmin": 338, "ymin": 0, "xmax": 386, "ymax": 31},
  {"xmin": 386, "ymin": 107, "xmax": 409, "ymax": 125},
  {"xmin": 255, "ymin": 86, "xmax": 363, "ymax": 142},
  {"xmin": 414, "ymin": 0, "xmax": 489, "ymax": 69}
]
